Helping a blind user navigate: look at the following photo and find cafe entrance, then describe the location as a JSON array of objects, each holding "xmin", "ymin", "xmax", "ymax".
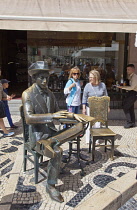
[
  {"xmin": 0, "ymin": 30, "xmax": 128, "ymax": 107},
  {"xmin": 27, "ymin": 31, "xmax": 128, "ymax": 109}
]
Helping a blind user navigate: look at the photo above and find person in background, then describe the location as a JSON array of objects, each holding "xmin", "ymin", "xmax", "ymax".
[
  {"xmin": 105, "ymin": 63, "xmax": 115, "ymax": 89},
  {"xmin": 83, "ymin": 62, "xmax": 91, "ymax": 79},
  {"xmin": 7, "ymin": 62, "xmax": 17, "ymax": 84},
  {"xmin": 0, "ymin": 80, "xmax": 14, "ymax": 137},
  {"xmin": 82, "ymin": 70, "xmax": 108, "ymax": 143},
  {"xmin": 97, "ymin": 63, "xmax": 106, "ymax": 83},
  {"xmin": 1, "ymin": 79, "xmax": 18, "ymax": 129},
  {"xmin": 117, "ymin": 64, "xmax": 137, "ymax": 128},
  {"xmin": 64, "ymin": 66, "xmax": 81, "ymax": 114}
]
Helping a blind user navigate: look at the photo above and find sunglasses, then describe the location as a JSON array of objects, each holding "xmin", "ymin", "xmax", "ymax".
[
  {"xmin": 73, "ymin": 73, "xmax": 79, "ymax": 75},
  {"xmin": 89, "ymin": 76, "xmax": 95, "ymax": 79}
]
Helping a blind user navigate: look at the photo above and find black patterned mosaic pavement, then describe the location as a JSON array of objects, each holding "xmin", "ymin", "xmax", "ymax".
[
  {"xmin": 66, "ymin": 184, "xmax": 92, "ymax": 208},
  {"xmin": 0, "ymin": 118, "xmax": 137, "ymax": 209},
  {"xmin": 0, "ymin": 116, "xmax": 23, "ymax": 201},
  {"xmin": 10, "ymin": 202, "xmax": 42, "ymax": 210}
]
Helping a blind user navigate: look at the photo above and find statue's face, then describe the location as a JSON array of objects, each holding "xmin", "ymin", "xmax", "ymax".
[{"xmin": 35, "ymin": 72, "xmax": 49, "ymax": 89}]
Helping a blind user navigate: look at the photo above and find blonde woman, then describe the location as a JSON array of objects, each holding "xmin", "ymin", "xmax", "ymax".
[
  {"xmin": 82, "ymin": 70, "xmax": 108, "ymax": 143},
  {"xmin": 64, "ymin": 67, "xmax": 81, "ymax": 114}
]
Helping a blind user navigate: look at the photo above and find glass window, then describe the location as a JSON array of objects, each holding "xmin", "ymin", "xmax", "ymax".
[{"xmin": 27, "ymin": 31, "xmax": 126, "ymax": 109}]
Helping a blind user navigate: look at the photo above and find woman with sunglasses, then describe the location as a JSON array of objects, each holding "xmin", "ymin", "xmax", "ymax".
[
  {"xmin": 64, "ymin": 67, "xmax": 81, "ymax": 114},
  {"xmin": 82, "ymin": 70, "xmax": 108, "ymax": 143}
]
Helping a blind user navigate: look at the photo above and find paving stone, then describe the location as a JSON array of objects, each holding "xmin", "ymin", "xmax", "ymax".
[
  {"xmin": 0, "ymin": 158, "xmax": 11, "ymax": 169},
  {"xmin": 1, "ymin": 163, "xmax": 14, "ymax": 176},
  {"xmin": 10, "ymin": 140, "xmax": 23, "ymax": 146}
]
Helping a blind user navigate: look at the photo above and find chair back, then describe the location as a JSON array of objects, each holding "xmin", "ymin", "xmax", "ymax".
[
  {"xmin": 88, "ymin": 96, "xmax": 110, "ymax": 127},
  {"xmin": 20, "ymin": 105, "xmax": 29, "ymax": 143}
]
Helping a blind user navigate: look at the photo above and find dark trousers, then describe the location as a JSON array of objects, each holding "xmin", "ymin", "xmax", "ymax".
[
  {"xmin": 123, "ymin": 91, "xmax": 137, "ymax": 124},
  {"xmin": 5, "ymin": 104, "xmax": 14, "ymax": 127}
]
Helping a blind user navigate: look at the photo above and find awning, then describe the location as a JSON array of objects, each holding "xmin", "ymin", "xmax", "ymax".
[{"xmin": 0, "ymin": 0, "xmax": 137, "ymax": 33}]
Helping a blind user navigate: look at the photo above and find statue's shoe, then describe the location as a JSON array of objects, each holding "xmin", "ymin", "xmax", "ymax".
[{"xmin": 46, "ymin": 184, "xmax": 64, "ymax": 203}]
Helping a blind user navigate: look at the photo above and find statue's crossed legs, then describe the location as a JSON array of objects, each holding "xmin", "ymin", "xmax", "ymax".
[{"xmin": 35, "ymin": 122, "xmax": 84, "ymax": 203}]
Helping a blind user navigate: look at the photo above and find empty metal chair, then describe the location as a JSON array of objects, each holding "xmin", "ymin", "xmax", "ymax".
[
  {"xmin": 88, "ymin": 96, "xmax": 116, "ymax": 161},
  {"xmin": 20, "ymin": 105, "xmax": 43, "ymax": 184}
]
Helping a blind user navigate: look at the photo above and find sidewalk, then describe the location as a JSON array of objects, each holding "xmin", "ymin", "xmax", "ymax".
[{"xmin": 0, "ymin": 116, "xmax": 137, "ymax": 210}]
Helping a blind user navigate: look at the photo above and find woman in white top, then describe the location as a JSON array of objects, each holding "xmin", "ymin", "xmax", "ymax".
[
  {"xmin": 82, "ymin": 70, "xmax": 108, "ymax": 143},
  {"xmin": 64, "ymin": 67, "xmax": 81, "ymax": 114}
]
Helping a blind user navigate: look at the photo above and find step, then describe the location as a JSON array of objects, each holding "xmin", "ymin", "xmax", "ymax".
[{"xmin": 75, "ymin": 170, "xmax": 137, "ymax": 210}]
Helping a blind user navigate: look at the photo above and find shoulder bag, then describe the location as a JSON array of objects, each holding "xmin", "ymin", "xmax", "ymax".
[{"xmin": 0, "ymin": 101, "xmax": 6, "ymax": 118}]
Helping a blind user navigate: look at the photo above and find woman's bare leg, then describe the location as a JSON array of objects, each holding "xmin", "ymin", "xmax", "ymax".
[{"xmin": 0, "ymin": 118, "xmax": 9, "ymax": 134}]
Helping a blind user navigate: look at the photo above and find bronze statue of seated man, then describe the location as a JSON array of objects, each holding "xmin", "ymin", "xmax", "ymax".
[{"xmin": 22, "ymin": 61, "xmax": 92, "ymax": 203}]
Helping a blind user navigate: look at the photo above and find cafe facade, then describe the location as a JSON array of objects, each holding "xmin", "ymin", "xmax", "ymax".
[{"xmin": 0, "ymin": 0, "xmax": 137, "ymax": 110}]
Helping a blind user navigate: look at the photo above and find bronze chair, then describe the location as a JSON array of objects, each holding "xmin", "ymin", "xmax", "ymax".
[
  {"xmin": 88, "ymin": 96, "xmax": 116, "ymax": 161},
  {"xmin": 59, "ymin": 118, "xmax": 89, "ymax": 176},
  {"xmin": 20, "ymin": 105, "xmax": 43, "ymax": 184},
  {"xmin": 59, "ymin": 114, "xmax": 94, "ymax": 176}
]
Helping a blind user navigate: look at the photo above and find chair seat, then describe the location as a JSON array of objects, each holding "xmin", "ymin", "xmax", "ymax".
[{"xmin": 90, "ymin": 128, "xmax": 116, "ymax": 137}]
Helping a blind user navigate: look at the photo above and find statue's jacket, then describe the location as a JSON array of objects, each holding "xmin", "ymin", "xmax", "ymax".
[{"xmin": 22, "ymin": 83, "xmax": 59, "ymax": 149}]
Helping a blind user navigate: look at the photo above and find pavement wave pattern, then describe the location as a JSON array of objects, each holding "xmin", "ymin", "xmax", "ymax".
[{"xmin": 0, "ymin": 117, "xmax": 137, "ymax": 210}]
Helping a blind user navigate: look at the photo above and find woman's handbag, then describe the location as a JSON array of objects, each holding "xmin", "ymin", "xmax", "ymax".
[
  {"xmin": 64, "ymin": 78, "xmax": 73, "ymax": 99},
  {"xmin": 0, "ymin": 101, "xmax": 6, "ymax": 118}
]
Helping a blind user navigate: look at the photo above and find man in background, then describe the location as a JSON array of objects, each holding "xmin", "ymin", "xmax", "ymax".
[{"xmin": 117, "ymin": 64, "xmax": 137, "ymax": 128}]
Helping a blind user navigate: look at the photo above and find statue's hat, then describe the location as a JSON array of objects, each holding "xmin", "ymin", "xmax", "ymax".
[{"xmin": 28, "ymin": 61, "xmax": 54, "ymax": 76}]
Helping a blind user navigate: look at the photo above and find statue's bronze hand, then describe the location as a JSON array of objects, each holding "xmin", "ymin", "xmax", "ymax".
[
  {"xmin": 53, "ymin": 110, "xmax": 69, "ymax": 119},
  {"xmin": 74, "ymin": 114, "xmax": 88, "ymax": 123}
]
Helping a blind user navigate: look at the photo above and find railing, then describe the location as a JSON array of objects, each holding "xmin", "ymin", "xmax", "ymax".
[{"xmin": 108, "ymin": 90, "xmax": 126, "ymax": 109}]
